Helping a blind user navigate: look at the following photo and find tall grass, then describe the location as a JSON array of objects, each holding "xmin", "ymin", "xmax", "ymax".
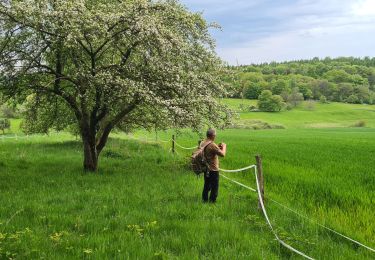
[
  {"xmin": 1, "ymin": 128, "xmax": 374, "ymax": 259},
  {"xmin": 139, "ymin": 128, "xmax": 375, "ymax": 259}
]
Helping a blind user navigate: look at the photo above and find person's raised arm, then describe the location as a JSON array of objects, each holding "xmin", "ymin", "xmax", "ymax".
[{"xmin": 217, "ymin": 143, "xmax": 227, "ymax": 157}]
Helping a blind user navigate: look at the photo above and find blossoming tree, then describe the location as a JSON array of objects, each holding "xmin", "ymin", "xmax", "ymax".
[{"xmin": 0, "ymin": 0, "xmax": 232, "ymax": 171}]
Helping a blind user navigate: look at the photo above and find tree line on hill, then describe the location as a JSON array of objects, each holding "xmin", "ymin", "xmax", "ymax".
[{"xmin": 228, "ymin": 57, "xmax": 375, "ymax": 111}]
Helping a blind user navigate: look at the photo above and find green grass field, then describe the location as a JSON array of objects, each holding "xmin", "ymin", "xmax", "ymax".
[
  {"xmin": 224, "ymin": 98, "xmax": 375, "ymax": 128},
  {"xmin": 0, "ymin": 100, "xmax": 374, "ymax": 259}
]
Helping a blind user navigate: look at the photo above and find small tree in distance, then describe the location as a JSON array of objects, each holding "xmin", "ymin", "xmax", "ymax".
[
  {"xmin": 319, "ymin": 95, "xmax": 328, "ymax": 104},
  {"xmin": 0, "ymin": 118, "xmax": 10, "ymax": 134},
  {"xmin": 346, "ymin": 94, "xmax": 360, "ymax": 104},
  {"xmin": 305, "ymin": 100, "xmax": 316, "ymax": 111},
  {"xmin": 0, "ymin": 0, "xmax": 233, "ymax": 172},
  {"xmin": 0, "ymin": 103, "xmax": 17, "ymax": 118},
  {"xmin": 258, "ymin": 90, "xmax": 285, "ymax": 112},
  {"xmin": 286, "ymin": 87, "xmax": 304, "ymax": 108}
]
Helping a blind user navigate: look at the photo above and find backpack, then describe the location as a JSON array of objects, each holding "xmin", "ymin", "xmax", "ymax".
[{"xmin": 191, "ymin": 141, "xmax": 212, "ymax": 175}]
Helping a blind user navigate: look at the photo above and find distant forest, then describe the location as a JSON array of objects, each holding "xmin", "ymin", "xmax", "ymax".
[{"xmin": 229, "ymin": 57, "xmax": 375, "ymax": 105}]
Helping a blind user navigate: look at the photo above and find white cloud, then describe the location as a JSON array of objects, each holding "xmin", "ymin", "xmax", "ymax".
[
  {"xmin": 182, "ymin": 0, "xmax": 375, "ymax": 64},
  {"xmin": 352, "ymin": 0, "xmax": 375, "ymax": 16},
  {"xmin": 219, "ymin": 24, "xmax": 375, "ymax": 65}
]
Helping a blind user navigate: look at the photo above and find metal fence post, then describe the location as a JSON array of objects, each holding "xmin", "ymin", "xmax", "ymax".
[{"xmin": 256, "ymin": 155, "xmax": 265, "ymax": 209}]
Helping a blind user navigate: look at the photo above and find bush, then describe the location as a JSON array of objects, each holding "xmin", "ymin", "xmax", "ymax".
[
  {"xmin": 305, "ymin": 100, "xmax": 316, "ymax": 111},
  {"xmin": 286, "ymin": 87, "xmax": 304, "ymax": 107},
  {"xmin": 285, "ymin": 103, "xmax": 293, "ymax": 111},
  {"xmin": 258, "ymin": 90, "xmax": 285, "ymax": 112},
  {"xmin": 346, "ymin": 94, "xmax": 359, "ymax": 104},
  {"xmin": 0, "ymin": 118, "xmax": 11, "ymax": 134},
  {"xmin": 319, "ymin": 95, "xmax": 328, "ymax": 104},
  {"xmin": 0, "ymin": 104, "xmax": 17, "ymax": 118}
]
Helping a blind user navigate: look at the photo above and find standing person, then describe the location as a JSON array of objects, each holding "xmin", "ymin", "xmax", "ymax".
[{"xmin": 201, "ymin": 129, "xmax": 227, "ymax": 203}]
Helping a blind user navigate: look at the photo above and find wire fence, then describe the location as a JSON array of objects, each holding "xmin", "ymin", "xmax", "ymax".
[
  {"xmin": 220, "ymin": 164, "xmax": 313, "ymax": 259},
  {"xmin": 0, "ymin": 133, "xmax": 61, "ymax": 140},
  {"xmin": 1, "ymin": 132, "xmax": 374, "ymax": 257},
  {"xmin": 168, "ymin": 136, "xmax": 375, "ymax": 258}
]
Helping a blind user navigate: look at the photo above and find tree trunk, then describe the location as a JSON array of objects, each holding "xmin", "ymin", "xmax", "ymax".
[{"xmin": 82, "ymin": 135, "xmax": 98, "ymax": 172}]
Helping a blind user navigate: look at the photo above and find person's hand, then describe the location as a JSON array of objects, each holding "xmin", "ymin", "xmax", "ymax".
[{"xmin": 219, "ymin": 143, "xmax": 226, "ymax": 149}]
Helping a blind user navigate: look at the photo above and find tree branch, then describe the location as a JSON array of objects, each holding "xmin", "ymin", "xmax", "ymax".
[
  {"xmin": 77, "ymin": 39, "xmax": 92, "ymax": 56},
  {"xmin": 28, "ymin": 81, "xmax": 82, "ymax": 121},
  {"xmin": 0, "ymin": 8, "xmax": 61, "ymax": 38},
  {"xmin": 96, "ymin": 101, "xmax": 139, "ymax": 153}
]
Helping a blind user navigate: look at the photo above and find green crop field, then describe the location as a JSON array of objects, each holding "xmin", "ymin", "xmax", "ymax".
[{"xmin": 0, "ymin": 100, "xmax": 374, "ymax": 259}]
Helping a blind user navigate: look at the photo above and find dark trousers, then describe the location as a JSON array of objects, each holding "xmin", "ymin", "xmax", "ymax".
[{"xmin": 202, "ymin": 171, "xmax": 219, "ymax": 203}]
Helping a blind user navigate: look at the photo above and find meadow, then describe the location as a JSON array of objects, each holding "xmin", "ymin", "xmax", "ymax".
[
  {"xmin": 0, "ymin": 100, "xmax": 374, "ymax": 259},
  {"xmin": 223, "ymin": 99, "xmax": 375, "ymax": 128}
]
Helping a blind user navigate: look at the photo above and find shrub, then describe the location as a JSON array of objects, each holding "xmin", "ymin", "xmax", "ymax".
[
  {"xmin": 0, "ymin": 118, "xmax": 11, "ymax": 134},
  {"xmin": 285, "ymin": 87, "xmax": 304, "ymax": 108},
  {"xmin": 346, "ymin": 94, "xmax": 359, "ymax": 104},
  {"xmin": 319, "ymin": 95, "xmax": 328, "ymax": 104},
  {"xmin": 0, "ymin": 104, "xmax": 17, "ymax": 118},
  {"xmin": 305, "ymin": 100, "xmax": 316, "ymax": 111},
  {"xmin": 258, "ymin": 90, "xmax": 285, "ymax": 112},
  {"xmin": 285, "ymin": 103, "xmax": 293, "ymax": 111}
]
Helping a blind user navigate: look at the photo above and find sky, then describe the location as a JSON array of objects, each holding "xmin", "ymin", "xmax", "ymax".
[{"xmin": 180, "ymin": 0, "xmax": 375, "ymax": 65}]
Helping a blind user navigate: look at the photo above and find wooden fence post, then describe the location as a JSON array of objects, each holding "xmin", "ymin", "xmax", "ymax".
[
  {"xmin": 256, "ymin": 155, "xmax": 265, "ymax": 209},
  {"xmin": 172, "ymin": 135, "xmax": 175, "ymax": 154},
  {"xmin": 198, "ymin": 140, "xmax": 201, "ymax": 148}
]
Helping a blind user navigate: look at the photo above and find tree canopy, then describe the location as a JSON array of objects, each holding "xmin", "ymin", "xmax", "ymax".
[
  {"xmin": 0, "ymin": 0, "xmax": 232, "ymax": 171},
  {"xmin": 258, "ymin": 90, "xmax": 284, "ymax": 112},
  {"xmin": 229, "ymin": 57, "xmax": 375, "ymax": 105}
]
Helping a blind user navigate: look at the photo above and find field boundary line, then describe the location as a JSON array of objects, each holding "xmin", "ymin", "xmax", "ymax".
[
  {"xmin": 220, "ymin": 165, "xmax": 258, "ymax": 192},
  {"xmin": 122, "ymin": 132, "xmax": 374, "ymax": 254},
  {"xmin": 6, "ymin": 132, "xmax": 371, "ymax": 254},
  {"xmin": 220, "ymin": 174, "xmax": 257, "ymax": 192},
  {"xmin": 0, "ymin": 132, "xmax": 68, "ymax": 140},
  {"xmin": 218, "ymin": 166, "xmax": 375, "ymax": 255},
  {"xmin": 219, "ymin": 165, "xmax": 314, "ymax": 259},
  {"xmin": 253, "ymin": 167, "xmax": 314, "ymax": 259},
  {"xmin": 174, "ymin": 141, "xmax": 197, "ymax": 150},
  {"xmin": 219, "ymin": 165, "xmax": 256, "ymax": 173},
  {"xmin": 126, "ymin": 134, "xmax": 172, "ymax": 144},
  {"xmin": 124, "ymin": 134, "xmax": 197, "ymax": 149},
  {"xmin": 268, "ymin": 198, "xmax": 375, "ymax": 253}
]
